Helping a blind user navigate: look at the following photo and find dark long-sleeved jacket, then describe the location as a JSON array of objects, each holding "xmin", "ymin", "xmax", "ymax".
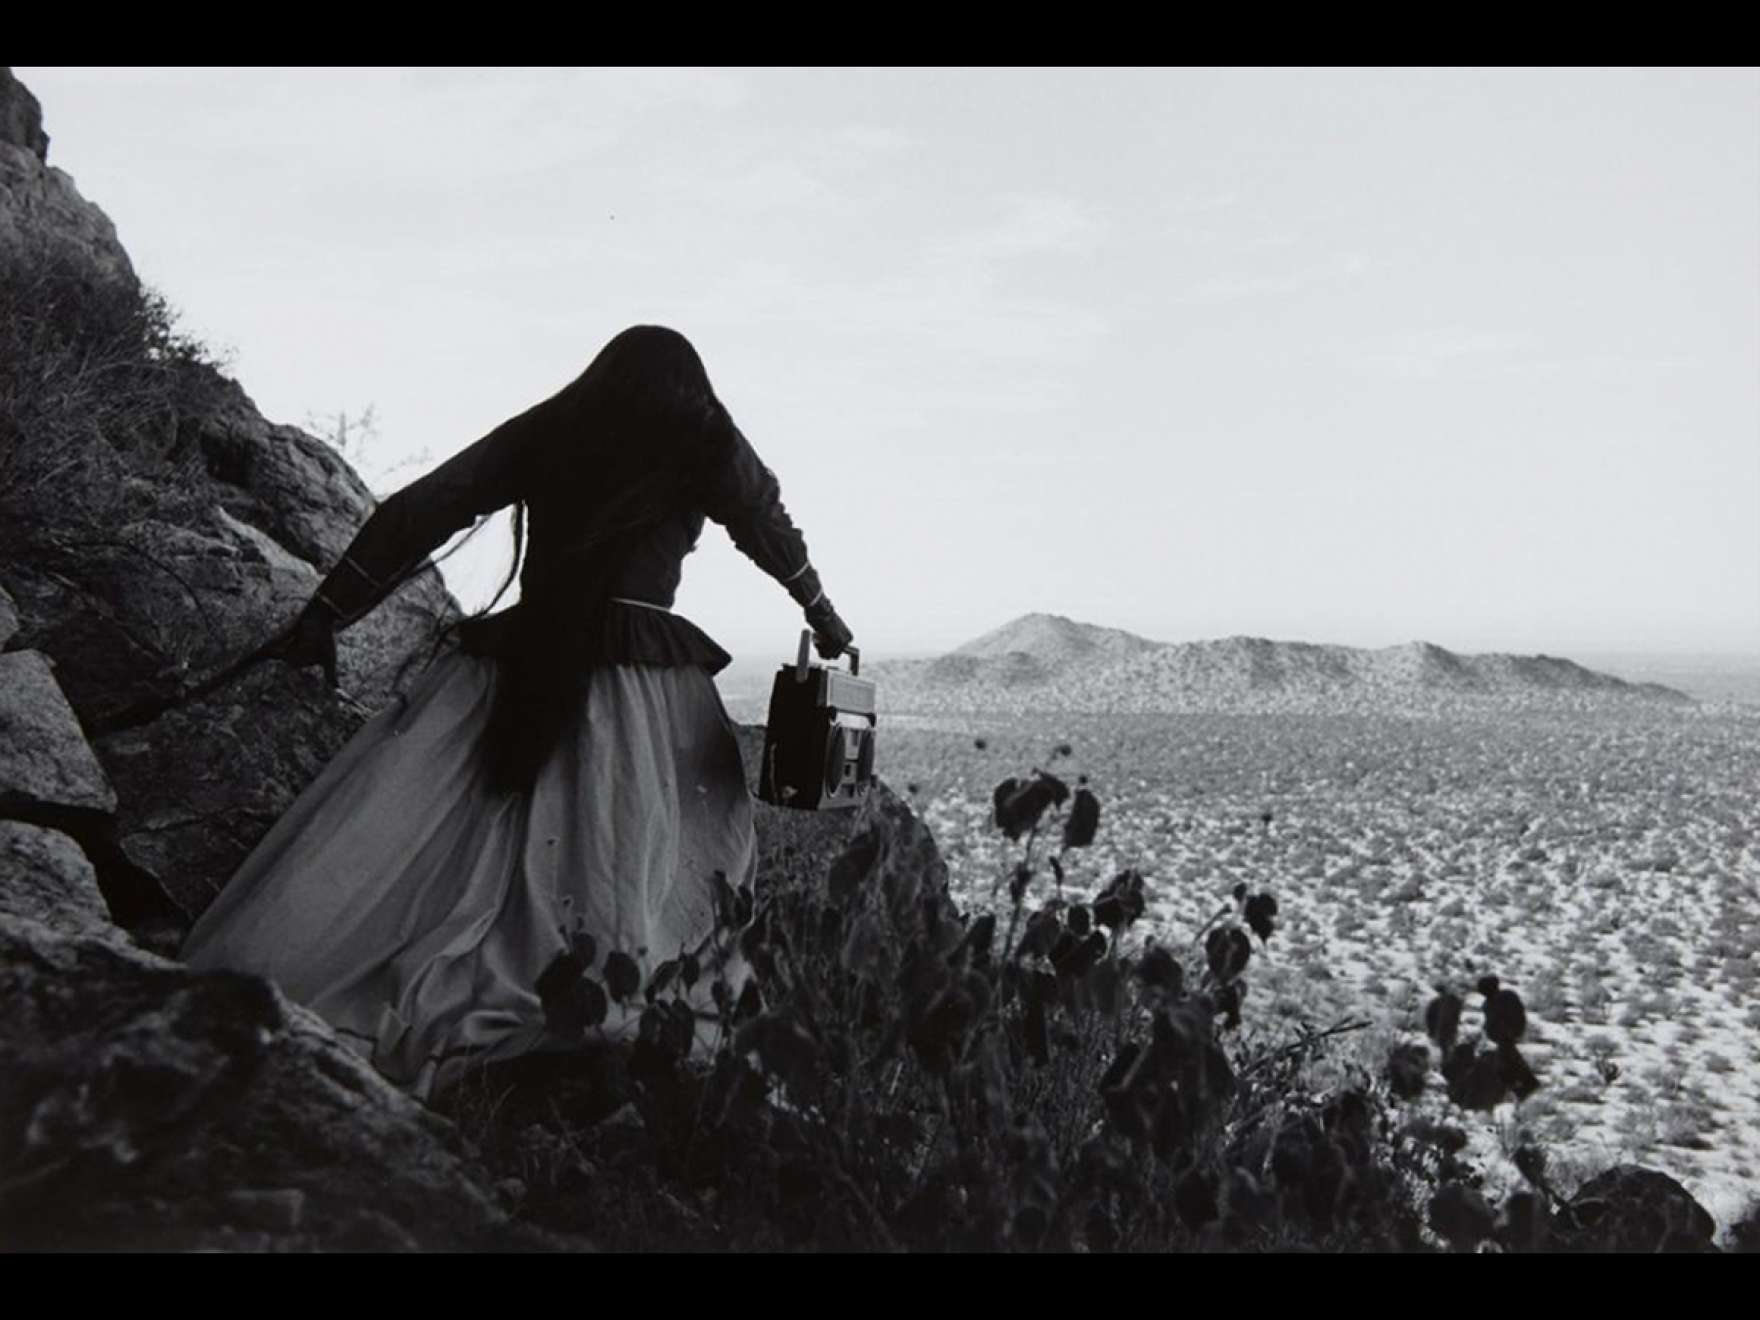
[{"xmin": 309, "ymin": 398, "xmax": 827, "ymax": 674}]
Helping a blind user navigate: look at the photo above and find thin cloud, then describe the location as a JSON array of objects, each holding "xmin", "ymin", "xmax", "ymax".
[
  {"xmin": 1167, "ymin": 190, "xmax": 1242, "ymax": 217},
  {"xmin": 81, "ymin": 67, "xmax": 754, "ymax": 191},
  {"xmin": 648, "ymin": 155, "xmax": 852, "ymax": 220},
  {"xmin": 679, "ymin": 259, "xmax": 1110, "ymax": 369},
  {"xmin": 831, "ymin": 124, "xmax": 913, "ymax": 155},
  {"xmin": 1343, "ymin": 328, "xmax": 1547, "ymax": 380},
  {"xmin": 1177, "ymin": 251, "xmax": 1373, "ymax": 305},
  {"xmin": 929, "ymin": 194, "xmax": 1110, "ymax": 267}
]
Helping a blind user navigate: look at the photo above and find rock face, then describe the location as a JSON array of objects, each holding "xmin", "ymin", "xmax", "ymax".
[
  {"xmin": 0, "ymin": 66, "xmax": 49, "ymax": 160},
  {"xmin": 1557, "ymin": 1164, "xmax": 1719, "ymax": 1252},
  {"xmin": 0, "ymin": 66, "xmax": 456, "ymax": 921},
  {"xmin": 92, "ymin": 666, "xmax": 370, "ymax": 919},
  {"xmin": 0, "ymin": 650, "xmax": 118, "ymax": 821},
  {"xmin": 0, "ymin": 651, "xmax": 177, "ymax": 929},
  {"xmin": 0, "ymin": 822, "xmax": 114, "ymax": 938},
  {"xmin": 0, "ymin": 913, "xmax": 548, "ymax": 1251},
  {"xmin": 0, "ymin": 74, "xmax": 131, "ymax": 288},
  {"xmin": 0, "ymin": 361, "xmax": 459, "ymax": 916},
  {"xmin": 0, "ymin": 69, "xmax": 539, "ymax": 1251}
]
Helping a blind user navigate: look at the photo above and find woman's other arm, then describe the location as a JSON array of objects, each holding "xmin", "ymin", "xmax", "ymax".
[{"xmin": 699, "ymin": 422, "xmax": 853, "ymax": 658}]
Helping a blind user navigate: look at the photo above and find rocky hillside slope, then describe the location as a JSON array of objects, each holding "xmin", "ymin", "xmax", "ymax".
[
  {"xmin": 0, "ymin": 68, "xmax": 932, "ymax": 1251},
  {"xmin": 1, "ymin": 70, "xmax": 457, "ymax": 924},
  {"xmin": 873, "ymin": 614, "xmax": 1694, "ymax": 716}
]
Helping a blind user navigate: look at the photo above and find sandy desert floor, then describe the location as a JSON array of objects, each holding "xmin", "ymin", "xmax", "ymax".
[{"xmin": 737, "ymin": 699, "xmax": 1760, "ymax": 1234}]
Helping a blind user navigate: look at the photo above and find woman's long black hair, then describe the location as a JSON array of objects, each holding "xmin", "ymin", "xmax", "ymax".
[
  {"xmin": 472, "ymin": 326, "xmax": 727, "ymax": 611},
  {"xmin": 392, "ymin": 326, "xmax": 732, "ymax": 792}
]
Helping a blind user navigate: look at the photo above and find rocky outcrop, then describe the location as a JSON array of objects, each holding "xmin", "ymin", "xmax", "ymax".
[
  {"xmin": 0, "ymin": 822, "xmax": 115, "ymax": 939},
  {"xmin": 0, "ymin": 650, "xmax": 174, "ymax": 932},
  {"xmin": 0, "ymin": 650, "xmax": 117, "ymax": 822},
  {"xmin": 0, "ymin": 69, "xmax": 535, "ymax": 1251},
  {"xmin": 92, "ymin": 665, "xmax": 372, "ymax": 919},
  {"xmin": 0, "ymin": 72, "xmax": 131, "ymax": 288},
  {"xmin": 171, "ymin": 373, "xmax": 461, "ymax": 708},
  {"xmin": 1556, "ymin": 1165, "xmax": 1719, "ymax": 1252},
  {"xmin": 0, "ymin": 913, "xmax": 562, "ymax": 1251},
  {"xmin": 0, "ymin": 371, "xmax": 459, "ymax": 919},
  {"xmin": 0, "ymin": 65, "xmax": 456, "ymax": 921},
  {"xmin": 0, "ymin": 607, "xmax": 553, "ymax": 1250},
  {"xmin": 0, "ymin": 67, "xmax": 49, "ymax": 161}
]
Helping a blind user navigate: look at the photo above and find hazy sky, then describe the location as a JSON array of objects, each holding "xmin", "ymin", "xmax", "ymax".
[{"xmin": 17, "ymin": 66, "xmax": 1759, "ymax": 659}]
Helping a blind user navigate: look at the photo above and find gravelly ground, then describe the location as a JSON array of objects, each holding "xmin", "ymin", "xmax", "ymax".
[{"xmin": 722, "ymin": 694, "xmax": 1760, "ymax": 1234}]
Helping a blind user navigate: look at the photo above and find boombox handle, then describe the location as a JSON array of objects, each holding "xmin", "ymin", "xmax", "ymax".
[{"xmin": 796, "ymin": 628, "xmax": 860, "ymax": 681}]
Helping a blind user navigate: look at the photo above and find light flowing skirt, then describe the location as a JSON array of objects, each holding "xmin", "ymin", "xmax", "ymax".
[{"xmin": 181, "ymin": 649, "xmax": 756, "ymax": 1100}]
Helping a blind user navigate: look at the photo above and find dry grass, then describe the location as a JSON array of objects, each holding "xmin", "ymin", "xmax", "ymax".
[{"xmin": 0, "ymin": 228, "xmax": 223, "ymax": 561}]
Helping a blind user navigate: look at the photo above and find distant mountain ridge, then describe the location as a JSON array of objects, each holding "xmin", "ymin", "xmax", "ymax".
[
  {"xmin": 923, "ymin": 613, "xmax": 1162, "ymax": 689},
  {"xmin": 870, "ymin": 613, "xmax": 1695, "ymax": 715}
]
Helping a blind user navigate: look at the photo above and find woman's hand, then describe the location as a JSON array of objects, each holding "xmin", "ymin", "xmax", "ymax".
[
  {"xmin": 805, "ymin": 598, "xmax": 854, "ymax": 660},
  {"xmin": 268, "ymin": 601, "xmax": 340, "ymax": 688}
]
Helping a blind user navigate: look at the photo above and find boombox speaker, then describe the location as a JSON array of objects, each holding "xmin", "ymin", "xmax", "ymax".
[{"xmin": 758, "ymin": 630, "xmax": 877, "ymax": 811}]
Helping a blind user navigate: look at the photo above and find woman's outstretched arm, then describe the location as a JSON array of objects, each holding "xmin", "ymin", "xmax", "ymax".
[
  {"xmin": 698, "ymin": 421, "xmax": 853, "ymax": 657},
  {"xmin": 304, "ymin": 397, "xmax": 555, "ymax": 630}
]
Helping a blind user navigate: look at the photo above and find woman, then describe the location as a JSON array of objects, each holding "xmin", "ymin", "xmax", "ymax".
[{"xmin": 181, "ymin": 326, "xmax": 853, "ymax": 1101}]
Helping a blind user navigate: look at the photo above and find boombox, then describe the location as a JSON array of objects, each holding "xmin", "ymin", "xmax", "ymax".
[{"xmin": 758, "ymin": 630, "xmax": 877, "ymax": 811}]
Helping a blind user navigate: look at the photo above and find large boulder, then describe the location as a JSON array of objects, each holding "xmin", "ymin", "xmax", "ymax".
[
  {"xmin": 93, "ymin": 663, "xmax": 374, "ymax": 919},
  {"xmin": 1, "ymin": 495, "xmax": 451, "ymax": 920},
  {"xmin": 0, "ymin": 912, "xmax": 565, "ymax": 1251},
  {"xmin": 0, "ymin": 648, "xmax": 180, "ymax": 932},
  {"xmin": 175, "ymin": 372, "xmax": 460, "ymax": 705},
  {"xmin": 1557, "ymin": 1164, "xmax": 1719, "ymax": 1252},
  {"xmin": 0, "ymin": 414, "xmax": 452, "ymax": 925},
  {"xmin": 1, "ymin": 393, "xmax": 456, "ymax": 732},
  {"xmin": 0, "ymin": 821, "xmax": 116, "ymax": 939},
  {"xmin": 0, "ymin": 650, "xmax": 116, "ymax": 822}
]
